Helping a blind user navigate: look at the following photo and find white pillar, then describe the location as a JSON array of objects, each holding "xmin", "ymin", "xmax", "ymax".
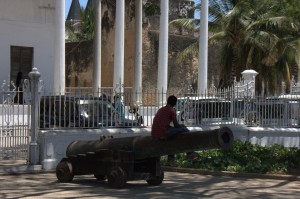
[
  {"xmin": 157, "ymin": 0, "xmax": 169, "ymax": 105},
  {"xmin": 198, "ymin": 0, "xmax": 208, "ymax": 94},
  {"xmin": 113, "ymin": 0, "xmax": 125, "ymax": 93},
  {"xmin": 241, "ymin": 69, "xmax": 258, "ymax": 85},
  {"xmin": 133, "ymin": 0, "xmax": 143, "ymax": 104},
  {"xmin": 54, "ymin": 0, "xmax": 65, "ymax": 93},
  {"xmin": 93, "ymin": 0, "xmax": 102, "ymax": 94},
  {"xmin": 238, "ymin": 69, "xmax": 258, "ymax": 98}
]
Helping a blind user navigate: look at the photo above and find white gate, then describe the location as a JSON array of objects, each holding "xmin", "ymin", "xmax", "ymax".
[{"xmin": 0, "ymin": 81, "xmax": 30, "ymax": 161}]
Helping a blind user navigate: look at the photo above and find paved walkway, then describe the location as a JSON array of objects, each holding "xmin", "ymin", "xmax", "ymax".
[
  {"xmin": 1, "ymin": 161, "xmax": 300, "ymax": 198},
  {"xmin": 1, "ymin": 171, "xmax": 300, "ymax": 198}
]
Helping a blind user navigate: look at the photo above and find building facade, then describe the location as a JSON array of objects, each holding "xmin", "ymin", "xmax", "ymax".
[{"xmin": 0, "ymin": 0, "xmax": 64, "ymax": 94}]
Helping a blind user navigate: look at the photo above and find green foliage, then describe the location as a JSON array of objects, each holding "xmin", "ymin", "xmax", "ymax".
[
  {"xmin": 162, "ymin": 140, "xmax": 300, "ymax": 174},
  {"xmin": 66, "ymin": 6, "xmax": 95, "ymax": 42},
  {"xmin": 144, "ymin": 0, "xmax": 160, "ymax": 16},
  {"xmin": 171, "ymin": 0, "xmax": 300, "ymax": 93},
  {"xmin": 79, "ymin": 7, "xmax": 94, "ymax": 41}
]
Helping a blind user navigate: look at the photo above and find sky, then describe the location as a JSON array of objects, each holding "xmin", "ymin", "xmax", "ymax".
[
  {"xmin": 65, "ymin": 0, "xmax": 88, "ymax": 19},
  {"xmin": 194, "ymin": 0, "xmax": 200, "ymax": 19}
]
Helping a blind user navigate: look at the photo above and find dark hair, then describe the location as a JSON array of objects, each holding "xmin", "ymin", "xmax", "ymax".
[{"xmin": 167, "ymin": 95, "xmax": 177, "ymax": 106}]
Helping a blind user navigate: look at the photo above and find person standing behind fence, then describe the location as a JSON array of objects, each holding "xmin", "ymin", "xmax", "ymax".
[
  {"xmin": 14, "ymin": 72, "xmax": 23, "ymax": 104},
  {"xmin": 113, "ymin": 95, "xmax": 125, "ymax": 124}
]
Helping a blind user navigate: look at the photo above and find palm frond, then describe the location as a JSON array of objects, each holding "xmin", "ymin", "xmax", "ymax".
[
  {"xmin": 208, "ymin": 31, "xmax": 227, "ymax": 44},
  {"xmin": 175, "ymin": 42, "xmax": 199, "ymax": 64},
  {"xmin": 169, "ymin": 18, "xmax": 198, "ymax": 31}
]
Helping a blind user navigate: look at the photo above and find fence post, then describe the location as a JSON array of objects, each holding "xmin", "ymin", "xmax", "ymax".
[
  {"xmin": 241, "ymin": 69, "xmax": 258, "ymax": 97},
  {"xmin": 28, "ymin": 67, "xmax": 41, "ymax": 165}
]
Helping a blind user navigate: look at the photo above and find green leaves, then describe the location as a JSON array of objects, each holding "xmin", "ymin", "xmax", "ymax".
[
  {"xmin": 144, "ymin": 0, "xmax": 160, "ymax": 16},
  {"xmin": 170, "ymin": 0, "xmax": 300, "ymax": 94},
  {"xmin": 66, "ymin": 6, "xmax": 94, "ymax": 42},
  {"xmin": 162, "ymin": 140, "xmax": 300, "ymax": 174}
]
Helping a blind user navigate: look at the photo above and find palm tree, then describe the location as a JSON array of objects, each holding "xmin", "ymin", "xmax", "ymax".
[
  {"xmin": 171, "ymin": 0, "xmax": 252, "ymax": 88},
  {"xmin": 209, "ymin": 0, "xmax": 254, "ymax": 87},
  {"xmin": 242, "ymin": 0, "xmax": 300, "ymax": 94},
  {"xmin": 66, "ymin": 6, "xmax": 94, "ymax": 42},
  {"xmin": 79, "ymin": 7, "xmax": 95, "ymax": 41},
  {"xmin": 170, "ymin": 0, "xmax": 300, "ymax": 95}
]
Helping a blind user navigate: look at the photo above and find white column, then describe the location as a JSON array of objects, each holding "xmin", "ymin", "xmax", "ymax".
[
  {"xmin": 113, "ymin": 0, "xmax": 125, "ymax": 93},
  {"xmin": 133, "ymin": 0, "xmax": 143, "ymax": 104},
  {"xmin": 157, "ymin": 0, "xmax": 169, "ymax": 105},
  {"xmin": 54, "ymin": 0, "xmax": 65, "ymax": 93},
  {"xmin": 241, "ymin": 69, "xmax": 258, "ymax": 97},
  {"xmin": 93, "ymin": 0, "xmax": 102, "ymax": 94},
  {"xmin": 28, "ymin": 68, "xmax": 41, "ymax": 165},
  {"xmin": 198, "ymin": 0, "xmax": 208, "ymax": 94}
]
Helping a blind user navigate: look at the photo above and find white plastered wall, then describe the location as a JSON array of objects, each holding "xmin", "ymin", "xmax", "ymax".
[{"xmin": 0, "ymin": 0, "xmax": 59, "ymax": 94}]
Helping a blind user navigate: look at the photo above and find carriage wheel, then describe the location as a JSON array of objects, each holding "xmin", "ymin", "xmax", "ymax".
[
  {"xmin": 56, "ymin": 160, "xmax": 74, "ymax": 182},
  {"xmin": 107, "ymin": 167, "xmax": 127, "ymax": 188},
  {"xmin": 146, "ymin": 167, "xmax": 164, "ymax": 186}
]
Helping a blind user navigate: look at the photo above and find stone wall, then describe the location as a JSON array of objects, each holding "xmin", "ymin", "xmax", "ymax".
[{"xmin": 65, "ymin": 1, "xmax": 221, "ymax": 92}]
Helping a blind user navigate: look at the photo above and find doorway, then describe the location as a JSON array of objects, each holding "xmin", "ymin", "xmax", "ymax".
[{"xmin": 10, "ymin": 46, "xmax": 33, "ymax": 86}]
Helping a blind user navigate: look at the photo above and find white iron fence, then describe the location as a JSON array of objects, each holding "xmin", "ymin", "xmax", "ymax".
[
  {"xmin": 2, "ymin": 68, "xmax": 300, "ymax": 161},
  {"xmin": 178, "ymin": 94, "xmax": 300, "ymax": 128},
  {"xmin": 0, "ymin": 86, "xmax": 30, "ymax": 160},
  {"xmin": 38, "ymin": 87, "xmax": 300, "ymax": 129}
]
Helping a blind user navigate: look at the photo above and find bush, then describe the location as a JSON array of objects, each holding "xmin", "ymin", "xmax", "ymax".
[{"xmin": 161, "ymin": 140, "xmax": 300, "ymax": 174}]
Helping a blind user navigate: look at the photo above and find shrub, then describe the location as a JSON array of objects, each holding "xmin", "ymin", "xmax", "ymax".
[{"xmin": 162, "ymin": 140, "xmax": 300, "ymax": 174}]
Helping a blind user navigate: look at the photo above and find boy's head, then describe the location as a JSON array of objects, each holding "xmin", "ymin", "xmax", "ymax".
[{"xmin": 167, "ymin": 95, "xmax": 177, "ymax": 107}]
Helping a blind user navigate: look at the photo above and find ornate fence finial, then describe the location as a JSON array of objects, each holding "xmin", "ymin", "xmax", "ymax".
[
  {"xmin": 208, "ymin": 80, "xmax": 216, "ymax": 97},
  {"xmin": 1, "ymin": 79, "xmax": 17, "ymax": 104}
]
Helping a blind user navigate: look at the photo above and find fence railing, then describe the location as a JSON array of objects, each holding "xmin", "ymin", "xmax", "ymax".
[
  {"xmin": 3, "ymin": 77, "xmax": 300, "ymax": 131},
  {"xmin": 36, "ymin": 87, "xmax": 300, "ymax": 129},
  {"xmin": 0, "ymin": 87, "xmax": 30, "ymax": 160},
  {"xmin": 39, "ymin": 90, "xmax": 158, "ymax": 128},
  {"xmin": 4, "ymin": 67, "xmax": 300, "ymax": 164}
]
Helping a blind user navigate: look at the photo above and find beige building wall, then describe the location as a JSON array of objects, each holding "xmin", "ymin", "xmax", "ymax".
[{"xmin": 65, "ymin": 1, "xmax": 221, "ymax": 93}]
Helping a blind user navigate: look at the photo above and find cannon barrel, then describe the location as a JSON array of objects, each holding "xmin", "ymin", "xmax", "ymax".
[
  {"xmin": 133, "ymin": 126, "xmax": 233, "ymax": 159},
  {"xmin": 66, "ymin": 136, "xmax": 137, "ymax": 157},
  {"xmin": 66, "ymin": 127, "xmax": 234, "ymax": 160}
]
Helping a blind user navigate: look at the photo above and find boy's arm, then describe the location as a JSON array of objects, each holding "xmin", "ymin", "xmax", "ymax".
[{"xmin": 171, "ymin": 109, "xmax": 185, "ymax": 128}]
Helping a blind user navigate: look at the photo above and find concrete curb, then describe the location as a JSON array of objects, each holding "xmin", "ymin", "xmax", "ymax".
[
  {"xmin": 163, "ymin": 166, "xmax": 300, "ymax": 181},
  {"xmin": 0, "ymin": 164, "xmax": 44, "ymax": 175}
]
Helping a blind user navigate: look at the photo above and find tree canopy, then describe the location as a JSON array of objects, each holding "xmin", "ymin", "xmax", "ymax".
[{"xmin": 171, "ymin": 0, "xmax": 300, "ymax": 95}]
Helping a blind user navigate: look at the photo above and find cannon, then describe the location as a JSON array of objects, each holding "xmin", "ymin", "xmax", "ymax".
[{"xmin": 56, "ymin": 127, "xmax": 234, "ymax": 188}]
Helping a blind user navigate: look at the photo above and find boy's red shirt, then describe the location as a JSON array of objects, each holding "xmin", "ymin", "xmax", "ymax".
[{"xmin": 151, "ymin": 105, "xmax": 177, "ymax": 138}]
